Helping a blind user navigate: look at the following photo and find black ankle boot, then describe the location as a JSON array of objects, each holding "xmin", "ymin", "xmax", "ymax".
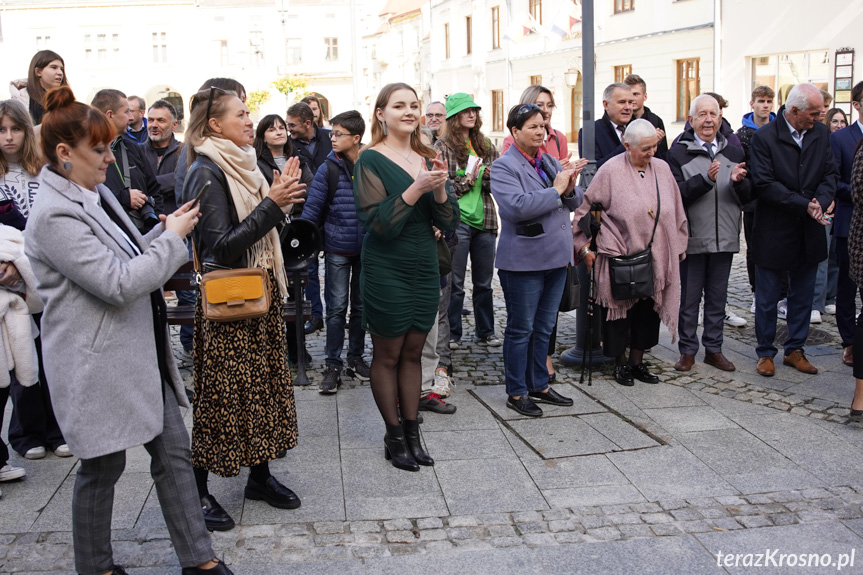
[
  {"xmin": 384, "ymin": 423, "xmax": 419, "ymax": 471},
  {"xmin": 402, "ymin": 419, "xmax": 434, "ymax": 466}
]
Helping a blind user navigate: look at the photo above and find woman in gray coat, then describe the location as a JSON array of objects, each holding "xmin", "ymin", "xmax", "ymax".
[
  {"xmin": 491, "ymin": 104, "xmax": 585, "ymax": 418},
  {"xmin": 24, "ymin": 87, "xmax": 232, "ymax": 575}
]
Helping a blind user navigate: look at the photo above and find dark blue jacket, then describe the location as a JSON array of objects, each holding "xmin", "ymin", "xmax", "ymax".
[
  {"xmin": 830, "ymin": 122, "xmax": 863, "ymax": 238},
  {"xmin": 300, "ymin": 151, "xmax": 365, "ymax": 255}
]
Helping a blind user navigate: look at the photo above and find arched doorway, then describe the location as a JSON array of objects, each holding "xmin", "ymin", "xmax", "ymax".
[
  {"xmin": 569, "ymin": 72, "xmax": 583, "ymax": 143},
  {"xmin": 146, "ymin": 87, "xmax": 185, "ymax": 131}
]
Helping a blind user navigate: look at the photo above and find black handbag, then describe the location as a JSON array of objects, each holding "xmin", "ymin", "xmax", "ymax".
[
  {"xmin": 558, "ymin": 264, "xmax": 580, "ymax": 312},
  {"xmin": 607, "ymin": 172, "xmax": 660, "ymax": 301}
]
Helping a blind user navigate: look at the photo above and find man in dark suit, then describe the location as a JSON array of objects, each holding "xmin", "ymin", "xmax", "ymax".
[
  {"xmin": 830, "ymin": 80, "xmax": 863, "ymax": 366},
  {"xmin": 286, "ymin": 102, "xmax": 332, "ymax": 173},
  {"xmin": 286, "ymin": 101, "xmax": 332, "ymax": 333},
  {"xmin": 749, "ymin": 83, "xmax": 839, "ymax": 377},
  {"xmin": 578, "ymin": 83, "xmax": 633, "ymax": 168}
]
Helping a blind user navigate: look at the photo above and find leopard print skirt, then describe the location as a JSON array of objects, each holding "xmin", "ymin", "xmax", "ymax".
[{"xmin": 191, "ymin": 269, "xmax": 298, "ymax": 477}]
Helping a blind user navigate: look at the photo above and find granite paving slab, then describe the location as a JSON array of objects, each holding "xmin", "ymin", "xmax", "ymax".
[
  {"xmin": 610, "ymin": 381, "xmax": 708, "ymax": 409},
  {"xmin": 579, "ymin": 412, "xmax": 662, "ymax": 450},
  {"xmin": 421, "ymin": 427, "xmax": 514, "ymax": 461},
  {"xmin": 675, "ymin": 428, "xmax": 811, "ymax": 477},
  {"xmin": 341, "ymin": 448, "xmax": 447, "ymax": 520},
  {"xmin": 434, "ymin": 457, "xmax": 547, "ymax": 515},
  {"xmin": 507, "ymin": 416, "xmax": 618, "ymax": 458},
  {"xmin": 765, "ymin": 435, "xmax": 863, "ymax": 486},
  {"xmin": 643, "ymin": 405, "xmax": 740, "ymax": 434},
  {"xmin": 607, "ymin": 444, "xmax": 738, "ymax": 501},
  {"xmin": 521, "ymin": 453, "xmax": 630, "ymax": 490}
]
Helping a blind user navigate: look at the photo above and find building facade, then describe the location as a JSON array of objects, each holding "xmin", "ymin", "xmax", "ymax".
[{"xmin": 1, "ymin": 0, "xmax": 369, "ymax": 127}]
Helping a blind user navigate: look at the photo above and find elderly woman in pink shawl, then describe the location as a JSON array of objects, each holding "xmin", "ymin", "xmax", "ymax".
[{"xmin": 573, "ymin": 119, "xmax": 688, "ymax": 387}]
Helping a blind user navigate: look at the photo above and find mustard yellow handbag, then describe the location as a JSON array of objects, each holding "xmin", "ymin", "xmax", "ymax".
[{"xmin": 193, "ymin": 243, "xmax": 270, "ymax": 322}]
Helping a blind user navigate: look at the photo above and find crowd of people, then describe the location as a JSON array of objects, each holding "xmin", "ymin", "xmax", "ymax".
[{"xmin": 2, "ymin": 48, "xmax": 863, "ymax": 574}]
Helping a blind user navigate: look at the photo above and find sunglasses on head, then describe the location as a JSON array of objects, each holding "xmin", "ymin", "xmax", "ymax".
[{"xmin": 205, "ymin": 86, "xmax": 228, "ymax": 120}]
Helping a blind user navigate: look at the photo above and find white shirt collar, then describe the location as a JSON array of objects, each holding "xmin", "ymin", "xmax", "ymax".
[{"xmin": 692, "ymin": 133, "xmax": 717, "ymax": 150}]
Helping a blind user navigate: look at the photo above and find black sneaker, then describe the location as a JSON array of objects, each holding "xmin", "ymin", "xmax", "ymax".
[
  {"xmin": 319, "ymin": 366, "xmax": 341, "ymax": 394},
  {"xmin": 506, "ymin": 395, "xmax": 543, "ymax": 417},
  {"xmin": 631, "ymin": 363, "xmax": 659, "ymax": 384},
  {"xmin": 345, "ymin": 357, "xmax": 371, "ymax": 381},
  {"xmin": 419, "ymin": 392, "xmax": 457, "ymax": 414},
  {"xmin": 614, "ymin": 364, "xmax": 635, "ymax": 387}
]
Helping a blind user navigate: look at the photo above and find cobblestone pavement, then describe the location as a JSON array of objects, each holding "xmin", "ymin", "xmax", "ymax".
[{"xmin": 3, "ymin": 251, "xmax": 863, "ymax": 574}]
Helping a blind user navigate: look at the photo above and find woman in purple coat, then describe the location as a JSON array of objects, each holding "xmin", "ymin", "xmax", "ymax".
[{"xmin": 491, "ymin": 104, "xmax": 585, "ymax": 418}]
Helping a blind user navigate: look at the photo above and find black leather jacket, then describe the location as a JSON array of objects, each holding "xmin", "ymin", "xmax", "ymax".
[{"xmin": 186, "ymin": 155, "xmax": 285, "ymax": 269}]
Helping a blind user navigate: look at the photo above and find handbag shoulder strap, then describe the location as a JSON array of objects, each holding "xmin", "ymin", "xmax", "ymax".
[{"xmin": 647, "ymin": 169, "xmax": 661, "ymax": 248}]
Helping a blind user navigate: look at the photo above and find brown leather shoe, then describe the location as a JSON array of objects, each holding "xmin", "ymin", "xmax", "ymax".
[
  {"xmin": 704, "ymin": 352, "xmax": 736, "ymax": 372},
  {"xmin": 756, "ymin": 357, "xmax": 775, "ymax": 376},
  {"xmin": 674, "ymin": 353, "xmax": 695, "ymax": 371},
  {"xmin": 783, "ymin": 349, "xmax": 817, "ymax": 374},
  {"xmin": 843, "ymin": 346, "xmax": 854, "ymax": 367}
]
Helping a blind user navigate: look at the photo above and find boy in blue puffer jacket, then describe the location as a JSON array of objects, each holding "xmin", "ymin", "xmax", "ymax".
[{"xmin": 300, "ymin": 111, "xmax": 370, "ymax": 393}]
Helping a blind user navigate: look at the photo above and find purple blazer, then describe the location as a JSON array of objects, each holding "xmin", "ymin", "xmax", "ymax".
[{"xmin": 490, "ymin": 146, "xmax": 584, "ymax": 272}]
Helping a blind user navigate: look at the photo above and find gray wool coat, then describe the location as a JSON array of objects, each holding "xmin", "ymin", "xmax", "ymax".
[{"xmin": 25, "ymin": 166, "xmax": 189, "ymax": 460}]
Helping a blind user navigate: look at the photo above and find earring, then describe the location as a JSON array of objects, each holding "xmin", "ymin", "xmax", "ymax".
[
  {"xmin": 63, "ymin": 161, "xmax": 72, "ymax": 171},
  {"xmin": 381, "ymin": 121, "xmax": 388, "ymax": 137}
]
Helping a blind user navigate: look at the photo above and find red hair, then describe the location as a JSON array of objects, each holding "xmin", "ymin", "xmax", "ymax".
[{"xmin": 40, "ymin": 86, "xmax": 115, "ymax": 167}]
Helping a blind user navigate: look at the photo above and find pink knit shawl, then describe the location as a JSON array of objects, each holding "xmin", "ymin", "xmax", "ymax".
[{"xmin": 572, "ymin": 153, "xmax": 688, "ymax": 339}]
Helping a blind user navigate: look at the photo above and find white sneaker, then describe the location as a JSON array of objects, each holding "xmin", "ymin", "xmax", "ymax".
[
  {"xmin": 0, "ymin": 465, "xmax": 26, "ymax": 482},
  {"xmin": 448, "ymin": 340, "xmax": 460, "ymax": 350},
  {"xmin": 724, "ymin": 309, "xmax": 747, "ymax": 327},
  {"xmin": 750, "ymin": 294, "xmax": 756, "ymax": 314},
  {"xmin": 824, "ymin": 304, "xmax": 837, "ymax": 315},
  {"xmin": 811, "ymin": 310, "xmax": 822, "ymax": 324},
  {"xmin": 777, "ymin": 299, "xmax": 788, "ymax": 320},
  {"xmin": 24, "ymin": 446, "xmax": 46, "ymax": 460},
  {"xmin": 54, "ymin": 444, "xmax": 72, "ymax": 457},
  {"xmin": 431, "ymin": 368, "xmax": 453, "ymax": 398}
]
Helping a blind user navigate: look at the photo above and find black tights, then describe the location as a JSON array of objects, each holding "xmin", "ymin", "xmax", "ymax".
[
  {"xmin": 370, "ymin": 330, "xmax": 427, "ymax": 426},
  {"xmin": 193, "ymin": 461, "xmax": 270, "ymax": 497}
]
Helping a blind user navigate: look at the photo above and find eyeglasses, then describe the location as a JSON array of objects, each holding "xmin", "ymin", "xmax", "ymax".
[
  {"xmin": 205, "ymin": 86, "xmax": 227, "ymax": 120},
  {"xmin": 329, "ymin": 131, "xmax": 356, "ymax": 139},
  {"xmin": 426, "ymin": 113, "xmax": 445, "ymax": 118}
]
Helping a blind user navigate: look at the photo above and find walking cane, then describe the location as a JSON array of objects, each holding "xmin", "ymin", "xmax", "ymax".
[{"xmin": 579, "ymin": 204, "xmax": 604, "ymax": 386}]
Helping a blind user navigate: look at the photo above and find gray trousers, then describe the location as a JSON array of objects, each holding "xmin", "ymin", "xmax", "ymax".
[
  {"xmin": 678, "ymin": 252, "xmax": 734, "ymax": 355},
  {"xmin": 421, "ymin": 277, "xmax": 452, "ymax": 393},
  {"xmin": 72, "ymin": 388, "xmax": 213, "ymax": 574}
]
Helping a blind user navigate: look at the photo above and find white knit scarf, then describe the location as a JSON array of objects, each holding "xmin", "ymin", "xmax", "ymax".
[{"xmin": 194, "ymin": 137, "xmax": 289, "ymax": 299}]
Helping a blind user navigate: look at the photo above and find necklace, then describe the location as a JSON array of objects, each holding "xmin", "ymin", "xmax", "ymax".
[{"xmin": 384, "ymin": 141, "xmax": 415, "ymax": 164}]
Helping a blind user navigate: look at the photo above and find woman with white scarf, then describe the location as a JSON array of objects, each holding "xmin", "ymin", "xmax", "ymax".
[{"xmin": 183, "ymin": 87, "xmax": 306, "ymax": 532}]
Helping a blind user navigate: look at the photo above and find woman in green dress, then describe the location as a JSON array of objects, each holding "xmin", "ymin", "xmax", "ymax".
[{"xmin": 354, "ymin": 83, "xmax": 460, "ymax": 472}]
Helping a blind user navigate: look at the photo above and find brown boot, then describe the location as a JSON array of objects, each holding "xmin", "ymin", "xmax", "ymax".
[
  {"xmin": 704, "ymin": 352, "xmax": 735, "ymax": 372},
  {"xmin": 756, "ymin": 356, "xmax": 775, "ymax": 376},
  {"xmin": 674, "ymin": 353, "xmax": 695, "ymax": 371},
  {"xmin": 783, "ymin": 349, "xmax": 817, "ymax": 374},
  {"xmin": 843, "ymin": 346, "xmax": 854, "ymax": 367}
]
